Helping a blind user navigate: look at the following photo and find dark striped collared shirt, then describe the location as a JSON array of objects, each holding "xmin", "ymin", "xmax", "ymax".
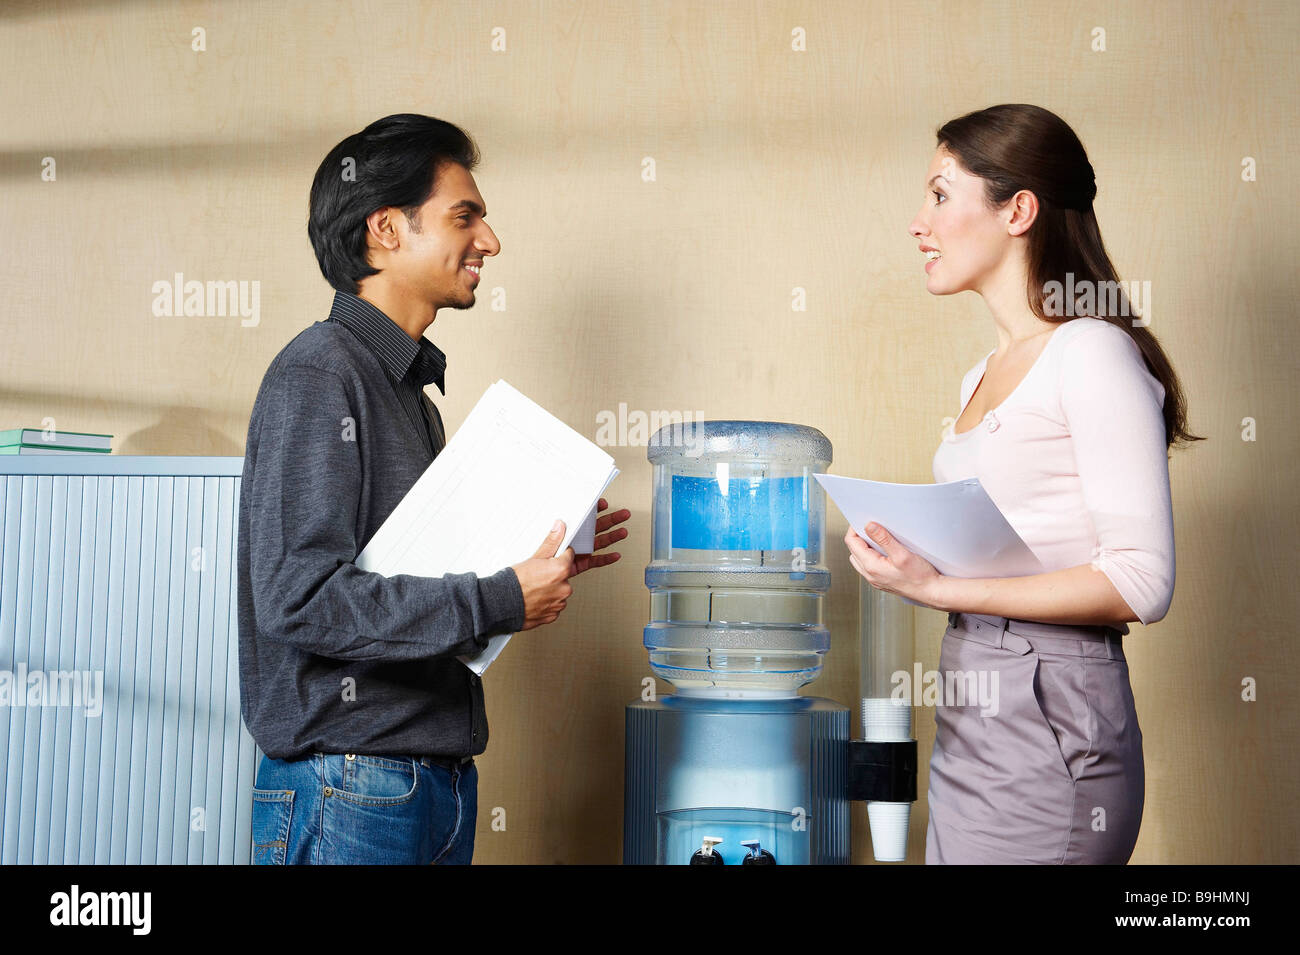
[{"xmin": 326, "ymin": 290, "xmax": 448, "ymax": 457}]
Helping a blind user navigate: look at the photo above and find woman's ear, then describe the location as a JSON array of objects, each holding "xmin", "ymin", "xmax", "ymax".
[{"xmin": 1006, "ymin": 189, "xmax": 1040, "ymax": 236}]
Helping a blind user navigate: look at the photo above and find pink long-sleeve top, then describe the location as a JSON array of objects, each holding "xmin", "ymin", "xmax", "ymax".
[{"xmin": 932, "ymin": 317, "xmax": 1175, "ymax": 630}]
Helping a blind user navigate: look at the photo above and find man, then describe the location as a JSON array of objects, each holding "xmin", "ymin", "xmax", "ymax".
[{"xmin": 237, "ymin": 113, "xmax": 629, "ymax": 865}]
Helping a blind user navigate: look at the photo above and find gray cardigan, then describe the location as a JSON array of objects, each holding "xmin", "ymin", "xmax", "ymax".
[{"xmin": 237, "ymin": 293, "xmax": 525, "ymax": 760}]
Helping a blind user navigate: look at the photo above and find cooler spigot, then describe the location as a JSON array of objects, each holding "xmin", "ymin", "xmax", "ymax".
[
  {"xmin": 689, "ymin": 836, "xmax": 725, "ymax": 865},
  {"xmin": 740, "ymin": 839, "xmax": 776, "ymax": 865}
]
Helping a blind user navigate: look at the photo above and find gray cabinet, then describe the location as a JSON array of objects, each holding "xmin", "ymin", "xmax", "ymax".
[{"xmin": 0, "ymin": 456, "xmax": 256, "ymax": 864}]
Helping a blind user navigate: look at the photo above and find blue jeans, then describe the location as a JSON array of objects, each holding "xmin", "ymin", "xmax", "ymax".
[{"xmin": 251, "ymin": 752, "xmax": 477, "ymax": 864}]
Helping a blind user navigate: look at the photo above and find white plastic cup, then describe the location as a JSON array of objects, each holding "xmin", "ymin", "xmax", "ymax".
[
  {"xmin": 867, "ymin": 801, "xmax": 912, "ymax": 862},
  {"xmin": 861, "ymin": 696, "xmax": 913, "ymax": 741}
]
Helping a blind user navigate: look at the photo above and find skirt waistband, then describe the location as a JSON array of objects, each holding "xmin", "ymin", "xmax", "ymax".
[{"xmin": 947, "ymin": 611, "xmax": 1125, "ymax": 661}]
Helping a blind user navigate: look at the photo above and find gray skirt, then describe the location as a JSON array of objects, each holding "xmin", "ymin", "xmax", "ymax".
[{"xmin": 925, "ymin": 611, "xmax": 1145, "ymax": 864}]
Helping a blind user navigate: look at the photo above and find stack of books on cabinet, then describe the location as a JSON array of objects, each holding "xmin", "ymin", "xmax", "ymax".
[{"xmin": 0, "ymin": 428, "xmax": 113, "ymax": 455}]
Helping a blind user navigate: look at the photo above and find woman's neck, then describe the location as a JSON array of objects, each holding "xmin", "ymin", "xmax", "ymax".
[{"xmin": 978, "ymin": 258, "xmax": 1059, "ymax": 352}]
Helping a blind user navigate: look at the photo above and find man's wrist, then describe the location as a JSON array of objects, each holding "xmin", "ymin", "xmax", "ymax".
[{"xmin": 476, "ymin": 566, "xmax": 527, "ymax": 635}]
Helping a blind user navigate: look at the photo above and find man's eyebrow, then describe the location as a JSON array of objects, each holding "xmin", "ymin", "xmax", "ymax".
[{"xmin": 447, "ymin": 199, "xmax": 486, "ymax": 217}]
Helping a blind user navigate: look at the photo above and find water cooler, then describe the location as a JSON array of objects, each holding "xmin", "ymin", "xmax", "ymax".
[{"xmin": 623, "ymin": 421, "xmax": 918, "ymax": 865}]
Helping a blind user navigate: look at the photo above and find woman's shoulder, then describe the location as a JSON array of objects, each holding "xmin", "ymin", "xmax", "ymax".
[
  {"xmin": 1052, "ymin": 317, "xmax": 1165, "ymax": 402},
  {"xmin": 1053, "ymin": 316, "xmax": 1145, "ymax": 364},
  {"xmin": 1056, "ymin": 315, "xmax": 1129, "ymax": 344}
]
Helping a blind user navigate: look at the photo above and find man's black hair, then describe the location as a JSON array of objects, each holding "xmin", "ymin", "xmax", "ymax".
[{"xmin": 308, "ymin": 114, "xmax": 480, "ymax": 294}]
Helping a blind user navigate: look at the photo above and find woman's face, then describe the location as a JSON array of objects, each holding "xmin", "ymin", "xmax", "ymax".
[{"xmin": 908, "ymin": 146, "xmax": 1015, "ymax": 297}]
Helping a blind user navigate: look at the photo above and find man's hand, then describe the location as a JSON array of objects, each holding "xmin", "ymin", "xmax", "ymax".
[
  {"xmin": 571, "ymin": 498, "xmax": 631, "ymax": 576},
  {"xmin": 512, "ymin": 520, "xmax": 576, "ymax": 630}
]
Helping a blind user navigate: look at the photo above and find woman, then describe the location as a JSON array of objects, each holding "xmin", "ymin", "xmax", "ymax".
[{"xmin": 845, "ymin": 104, "xmax": 1201, "ymax": 864}]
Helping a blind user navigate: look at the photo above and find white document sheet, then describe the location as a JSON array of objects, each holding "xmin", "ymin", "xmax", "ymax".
[
  {"xmin": 356, "ymin": 379, "xmax": 619, "ymax": 674},
  {"xmin": 814, "ymin": 473, "xmax": 1044, "ymax": 599}
]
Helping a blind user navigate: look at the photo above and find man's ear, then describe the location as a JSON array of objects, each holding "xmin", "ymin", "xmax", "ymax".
[
  {"xmin": 364, "ymin": 207, "xmax": 402, "ymax": 260},
  {"xmin": 1006, "ymin": 189, "xmax": 1039, "ymax": 236}
]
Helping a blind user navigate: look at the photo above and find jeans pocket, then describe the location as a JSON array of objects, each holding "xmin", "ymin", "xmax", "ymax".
[
  {"xmin": 337, "ymin": 754, "xmax": 419, "ymax": 806},
  {"xmin": 251, "ymin": 787, "xmax": 295, "ymax": 865}
]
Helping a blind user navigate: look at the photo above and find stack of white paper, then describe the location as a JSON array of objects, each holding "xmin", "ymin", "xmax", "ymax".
[
  {"xmin": 814, "ymin": 473, "xmax": 1043, "ymax": 606},
  {"xmin": 356, "ymin": 379, "xmax": 619, "ymax": 673}
]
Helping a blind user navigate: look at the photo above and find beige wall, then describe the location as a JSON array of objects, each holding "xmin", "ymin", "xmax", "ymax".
[{"xmin": 2, "ymin": 0, "xmax": 1296, "ymax": 864}]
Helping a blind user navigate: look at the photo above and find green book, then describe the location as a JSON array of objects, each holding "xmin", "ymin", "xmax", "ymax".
[
  {"xmin": 0, "ymin": 444, "xmax": 112, "ymax": 455},
  {"xmin": 0, "ymin": 428, "xmax": 112, "ymax": 451}
]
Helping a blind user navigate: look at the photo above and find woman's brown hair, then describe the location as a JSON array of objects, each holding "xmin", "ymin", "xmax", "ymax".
[{"xmin": 936, "ymin": 104, "xmax": 1202, "ymax": 451}]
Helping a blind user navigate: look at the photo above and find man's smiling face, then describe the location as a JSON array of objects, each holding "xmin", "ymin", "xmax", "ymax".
[{"xmin": 385, "ymin": 160, "xmax": 501, "ymax": 311}]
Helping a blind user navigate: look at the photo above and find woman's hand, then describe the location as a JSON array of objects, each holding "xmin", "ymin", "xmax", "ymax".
[{"xmin": 844, "ymin": 522, "xmax": 945, "ymax": 608}]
